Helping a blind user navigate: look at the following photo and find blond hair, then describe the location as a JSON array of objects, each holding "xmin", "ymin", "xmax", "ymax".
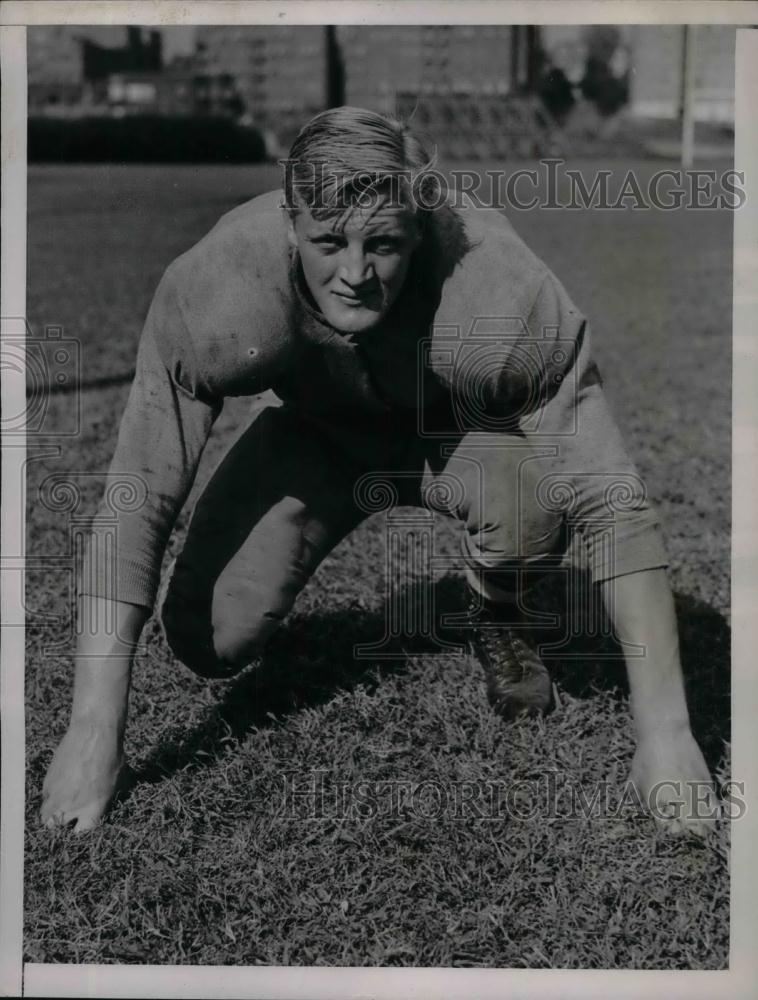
[{"xmin": 281, "ymin": 106, "xmax": 440, "ymax": 222}]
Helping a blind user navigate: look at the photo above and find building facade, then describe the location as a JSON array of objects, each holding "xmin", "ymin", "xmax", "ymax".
[
  {"xmin": 195, "ymin": 24, "xmax": 535, "ymax": 153},
  {"xmin": 195, "ymin": 25, "xmax": 328, "ymax": 147},
  {"xmin": 28, "ymin": 24, "xmax": 736, "ymax": 136},
  {"xmin": 28, "ymin": 26, "xmax": 163, "ymax": 114},
  {"xmin": 626, "ymin": 25, "xmax": 734, "ymax": 123},
  {"xmin": 27, "ymin": 25, "xmax": 85, "ymax": 111},
  {"xmin": 337, "ymin": 24, "xmax": 527, "ymax": 111},
  {"xmin": 106, "ymin": 65, "xmax": 243, "ymax": 118}
]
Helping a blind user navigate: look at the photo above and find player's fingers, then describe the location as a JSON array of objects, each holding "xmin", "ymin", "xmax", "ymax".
[
  {"xmin": 686, "ymin": 819, "xmax": 713, "ymax": 838},
  {"xmin": 654, "ymin": 801, "xmax": 720, "ymax": 838},
  {"xmin": 656, "ymin": 813, "xmax": 686, "ymax": 837},
  {"xmin": 651, "ymin": 797, "xmax": 679, "ymax": 821},
  {"xmin": 680, "ymin": 786, "xmax": 720, "ymax": 836},
  {"xmin": 650, "ymin": 796, "xmax": 688, "ymax": 836},
  {"xmin": 41, "ymin": 807, "xmax": 78, "ymax": 830},
  {"xmin": 40, "ymin": 798, "xmax": 60, "ymax": 824},
  {"xmin": 41, "ymin": 774, "xmax": 54, "ymax": 800},
  {"xmin": 685, "ymin": 804, "xmax": 721, "ymax": 838},
  {"xmin": 73, "ymin": 801, "xmax": 107, "ymax": 834}
]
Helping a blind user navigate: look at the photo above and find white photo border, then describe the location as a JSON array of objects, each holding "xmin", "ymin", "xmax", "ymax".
[{"xmin": 2, "ymin": 3, "xmax": 756, "ymax": 997}]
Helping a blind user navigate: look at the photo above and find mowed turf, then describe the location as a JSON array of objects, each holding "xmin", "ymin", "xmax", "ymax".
[{"xmin": 24, "ymin": 162, "xmax": 731, "ymax": 968}]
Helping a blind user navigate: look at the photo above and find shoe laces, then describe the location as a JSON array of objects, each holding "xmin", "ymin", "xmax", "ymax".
[{"xmin": 467, "ymin": 597, "xmax": 542, "ymax": 680}]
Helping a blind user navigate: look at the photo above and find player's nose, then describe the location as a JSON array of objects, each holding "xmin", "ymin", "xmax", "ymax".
[{"xmin": 339, "ymin": 244, "xmax": 372, "ymax": 288}]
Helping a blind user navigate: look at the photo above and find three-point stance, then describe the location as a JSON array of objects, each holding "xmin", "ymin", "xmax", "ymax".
[{"xmin": 41, "ymin": 107, "xmax": 717, "ymax": 835}]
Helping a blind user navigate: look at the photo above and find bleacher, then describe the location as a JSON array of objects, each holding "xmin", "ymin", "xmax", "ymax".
[{"xmin": 396, "ymin": 90, "xmax": 562, "ymax": 160}]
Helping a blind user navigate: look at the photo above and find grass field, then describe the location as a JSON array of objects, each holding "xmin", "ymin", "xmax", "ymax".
[{"xmin": 24, "ymin": 161, "xmax": 732, "ymax": 968}]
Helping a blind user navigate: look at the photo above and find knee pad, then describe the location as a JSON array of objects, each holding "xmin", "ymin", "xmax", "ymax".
[
  {"xmin": 158, "ymin": 559, "xmax": 267, "ymax": 681},
  {"xmin": 209, "ymin": 605, "xmax": 283, "ymax": 676},
  {"xmin": 464, "ymin": 516, "xmax": 568, "ymax": 593},
  {"xmin": 466, "ymin": 511, "xmax": 566, "ymax": 564}
]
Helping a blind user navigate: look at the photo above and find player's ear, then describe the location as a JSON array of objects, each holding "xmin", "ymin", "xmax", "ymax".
[
  {"xmin": 286, "ymin": 211, "xmax": 299, "ymax": 250},
  {"xmin": 411, "ymin": 210, "xmax": 427, "ymax": 247}
]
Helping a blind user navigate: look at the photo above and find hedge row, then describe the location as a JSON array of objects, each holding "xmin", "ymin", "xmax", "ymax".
[{"xmin": 28, "ymin": 115, "xmax": 267, "ymax": 163}]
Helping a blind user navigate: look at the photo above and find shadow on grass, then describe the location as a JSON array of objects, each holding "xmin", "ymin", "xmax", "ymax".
[
  {"xmin": 528, "ymin": 573, "xmax": 731, "ymax": 773},
  {"xmin": 127, "ymin": 570, "xmax": 730, "ymax": 792},
  {"xmin": 673, "ymin": 591, "xmax": 731, "ymax": 772}
]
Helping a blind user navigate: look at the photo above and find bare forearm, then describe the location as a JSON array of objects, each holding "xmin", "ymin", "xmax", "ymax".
[
  {"xmin": 41, "ymin": 596, "xmax": 149, "ymax": 829},
  {"xmin": 69, "ymin": 596, "xmax": 149, "ymax": 730},
  {"xmin": 599, "ymin": 567, "xmax": 718, "ymax": 834},
  {"xmin": 599, "ymin": 567, "xmax": 691, "ymax": 737}
]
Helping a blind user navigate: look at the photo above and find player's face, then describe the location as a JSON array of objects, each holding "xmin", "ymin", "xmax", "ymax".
[{"xmin": 288, "ymin": 199, "xmax": 422, "ymax": 334}]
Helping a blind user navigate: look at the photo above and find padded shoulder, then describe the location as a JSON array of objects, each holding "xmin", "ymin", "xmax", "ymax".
[
  {"xmin": 425, "ymin": 201, "xmax": 589, "ymax": 417},
  {"xmin": 151, "ymin": 190, "xmax": 298, "ymax": 398},
  {"xmin": 429, "ymin": 199, "xmax": 550, "ymax": 334}
]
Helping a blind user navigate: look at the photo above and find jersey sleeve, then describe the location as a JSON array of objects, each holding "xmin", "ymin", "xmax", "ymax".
[
  {"xmin": 517, "ymin": 271, "xmax": 670, "ymax": 584},
  {"xmin": 77, "ymin": 268, "xmax": 223, "ymax": 610}
]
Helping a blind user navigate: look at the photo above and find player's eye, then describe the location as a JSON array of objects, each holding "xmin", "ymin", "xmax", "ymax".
[
  {"xmin": 370, "ymin": 239, "xmax": 402, "ymax": 255},
  {"xmin": 312, "ymin": 235, "xmax": 344, "ymax": 252}
]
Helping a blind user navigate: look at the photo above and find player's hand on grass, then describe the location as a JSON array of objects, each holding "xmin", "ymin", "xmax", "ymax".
[
  {"xmin": 630, "ymin": 724, "xmax": 720, "ymax": 838},
  {"xmin": 40, "ymin": 721, "xmax": 125, "ymax": 833}
]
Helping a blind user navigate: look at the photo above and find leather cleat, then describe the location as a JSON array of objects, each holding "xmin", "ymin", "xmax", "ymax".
[{"xmin": 466, "ymin": 595, "xmax": 554, "ymax": 721}]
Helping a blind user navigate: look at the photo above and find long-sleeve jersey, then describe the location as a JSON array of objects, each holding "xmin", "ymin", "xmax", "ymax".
[{"xmin": 79, "ymin": 189, "xmax": 668, "ymax": 609}]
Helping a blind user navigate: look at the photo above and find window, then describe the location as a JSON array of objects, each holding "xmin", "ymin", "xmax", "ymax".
[{"xmin": 124, "ymin": 81, "xmax": 156, "ymax": 104}]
